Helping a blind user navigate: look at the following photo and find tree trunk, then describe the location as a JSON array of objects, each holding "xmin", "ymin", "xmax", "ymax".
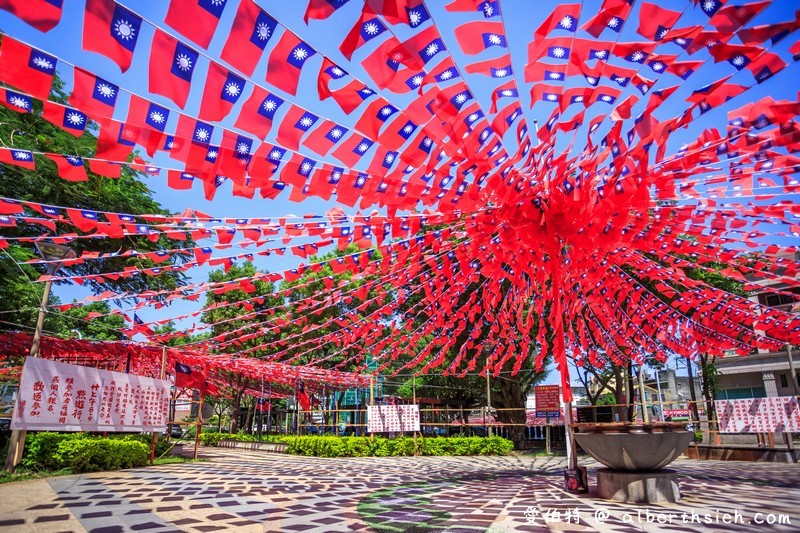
[
  {"xmin": 243, "ymin": 398, "xmax": 254, "ymax": 433},
  {"xmin": 493, "ymin": 374, "xmax": 527, "ymax": 449},
  {"xmin": 612, "ymin": 365, "xmax": 628, "ymax": 422}
]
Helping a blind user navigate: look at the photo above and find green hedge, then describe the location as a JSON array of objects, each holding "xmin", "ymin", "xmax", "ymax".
[
  {"xmin": 202, "ymin": 434, "xmax": 514, "ymax": 457},
  {"xmin": 24, "ymin": 433, "xmax": 158, "ymax": 473}
]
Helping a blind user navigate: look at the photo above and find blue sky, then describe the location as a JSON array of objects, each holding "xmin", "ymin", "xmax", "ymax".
[{"xmin": 1, "ymin": 0, "xmax": 799, "ymax": 389}]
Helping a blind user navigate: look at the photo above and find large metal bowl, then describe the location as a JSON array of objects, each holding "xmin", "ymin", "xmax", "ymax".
[{"xmin": 573, "ymin": 423, "xmax": 693, "ymax": 472}]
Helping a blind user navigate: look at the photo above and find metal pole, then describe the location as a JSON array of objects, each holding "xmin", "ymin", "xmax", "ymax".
[
  {"xmin": 150, "ymin": 346, "xmax": 168, "ymax": 465},
  {"xmin": 638, "ymin": 364, "xmax": 649, "ymax": 423},
  {"xmin": 686, "ymin": 357, "xmax": 700, "ymax": 423},
  {"xmin": 258, "ymin": 376, "xmax": 264, "ymax": 442},
  {"xmin": 787, "ymin": 345, "xmax": 799, "ymax": 397},
  {"xmin": 486, "ymin": 373, "xmax": 492, "ymax": 438},
  {"xmin": 655, "ymin": 367, "xmax": 665, "ymax": 422}
]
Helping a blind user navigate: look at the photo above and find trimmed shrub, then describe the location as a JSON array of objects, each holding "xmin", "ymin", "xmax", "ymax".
[
  {"xmin": 273, "ymin": 435, "xmax": 513, "ymax": 458},
  {"xmin": 23, "ymin": 432, "xmax": 150, "ymax": 473}
]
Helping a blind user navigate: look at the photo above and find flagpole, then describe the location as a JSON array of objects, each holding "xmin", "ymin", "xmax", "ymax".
[
  {"xmin": 150, "ymin": 345, "xmax": 167, "ymax": 465},
  {"xmin": 258, "ymin": 376, "xmax": 264, "ymax": 442}
]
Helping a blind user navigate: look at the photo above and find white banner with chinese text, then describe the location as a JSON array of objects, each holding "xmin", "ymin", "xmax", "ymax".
[
  {"xmin": 716, "ymin": 397, "xmax": 800, "ymax": 433},
  {"xmin": 11, "ymin": 357, "xmax": 170, "ymax": 432},
  {"xmin": 367, "ymin": 404, "xmax": 420, "ymax": 433}
]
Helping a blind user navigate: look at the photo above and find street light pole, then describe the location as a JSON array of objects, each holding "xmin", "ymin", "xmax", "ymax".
[{"xmin": 4, "ymin": 243, "xmax": 76, "ymax": 472}]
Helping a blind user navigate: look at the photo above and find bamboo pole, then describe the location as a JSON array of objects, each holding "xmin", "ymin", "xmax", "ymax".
[{"xmin": 150, "ymin": 346, "xmax": 167, "ymax": 465}]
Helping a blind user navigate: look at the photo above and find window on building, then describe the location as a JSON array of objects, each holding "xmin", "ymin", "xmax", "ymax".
[
  {"xmin": 759, "ymin": 292, "xmax": 795, "ymax": 309},
  {"xmin": 718, "ymin": 387, "xmax": 767, "ymax": 400},
  {"xmin": 780, "ymin": 374, "xmax": 788, "ymax": 388}
]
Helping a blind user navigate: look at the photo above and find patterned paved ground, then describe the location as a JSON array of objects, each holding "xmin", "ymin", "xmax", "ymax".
[{"xmin": 0, "ymin": 447, "xmax": 797, "ymax": 532}]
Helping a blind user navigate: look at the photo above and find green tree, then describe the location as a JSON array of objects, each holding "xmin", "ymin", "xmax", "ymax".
[{"xmin": 0, "ymin": 73, "xmax": 190, "ymax": 335}]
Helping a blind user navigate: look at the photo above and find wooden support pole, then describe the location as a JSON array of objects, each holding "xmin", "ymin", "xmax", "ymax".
[{"xmin": 150, "ymin": 346, "xmax": 168, "ymax": 465}]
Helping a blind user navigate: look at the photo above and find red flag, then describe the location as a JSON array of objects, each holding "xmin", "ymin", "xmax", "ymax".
[
  {"xmin": 0, "ymin": 0, "xmax": 63, "ymax": 32},
  {"xmin": 42, "ymin": 102, "xmax": 87, "ymax": 137},
  {"xmin": 266, "ymin": 31, "xmax": 316, "ymax": 96},
  {"xmin": 0, "ymin": 148, "xmax": 35, "ymax": 169},
  {"xmin": 198, "ymin": 62, "xmax": 247, "ymax": 121},
  {"xmin": 306, "ymin": 164, "xmax": 341, "ymax": 201},
  {"xmin": 220, "ymin": 0, "xmax": 278, "ymax": 77},
  {"xmin": 275, "ymin": 105, "xmax": 319, "ymax": 151},
  {"xmin": 534, "ymin": 3, "xmax": 580, "ymax": 38},
  {"xmin": 125, "ymin": 95, "xmax": 170, "ymax": 157},
  {"xmin": 88, "ymin": 159, "xmax": 121, "ymax": 178},
  {"xmin": 332, "ymin": 132, "xmax": 373, "ymax": 167},
  {"xmin": 354, "ymin": 98, "xmax": 398, "ymax": 139},
  {"xmin": 710, "ymin": 0, "xmax": 770, "ymax": 33},
  {"xmin": 82, "ymin": 0, "xmax": 141, "ymax": 72},
  {"xmin": 0, "ymin": 37, "xmax": 57, "ymax": 99},
  {"xmin": 636, "ymin": 2, "xmax": 682, "ymax": 41},
  {"xmin": 175, "ymin": 361, "xmax": 205, "ymax": 389},
  {"xmin": 454, "ymin": 20, "xmax": 507, "ymax": 55},
  {"xmin": 302, "ymin": 119, "xmax": 345, "ymax": 156},
  {"xmin": 96, "ymin": 120, "xmax": 137, "ymax": 161},
  {"xmin": 148, "ymin": 29, "xmax": 199, "ymax": 108},
  {"xmin": 46, "ymin": 154, "xmax": 88, "ymax": 182},
  {"xmin": 164, "ymin": 0, "xmax": 228, "ymax": 49},
  {"xmin": 340, "ymin": 5, "xmax": 387, "ymax": 60},
  {"xmin": 580, "ymin": 0, "xmax": 632, "ymax": 37},
  {"xmin": 360, "ymin": 36, "xmax": 408, "ymax": 89},
  {"xmin": 304, "ymin": 0, "xmax": 351, "ymax": 23},
  {"xmin": 69, "ymin": 67, "xmax": 119, "ymax": 119},
  {"xmin": 234, "ymin": 87, "xmax": 284, "ymax": 141},
  {"xmin": 167, "ymin": 170, "xmax": 195, "ymax": 190}
]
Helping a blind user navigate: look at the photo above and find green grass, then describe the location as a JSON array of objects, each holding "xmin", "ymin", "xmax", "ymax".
[{"xmin": 0, "ymin": 456, "xmax": 204, "ymax": 484}]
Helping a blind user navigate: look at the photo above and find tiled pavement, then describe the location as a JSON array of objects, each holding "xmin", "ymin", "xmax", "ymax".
[{"xmin": 0, "ymin": 447, "xmax": 798, "ymax": 532}]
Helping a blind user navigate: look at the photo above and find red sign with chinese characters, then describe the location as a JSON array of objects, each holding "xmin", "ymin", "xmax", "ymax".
[
  {"xmin": 11, "ymin": 357, "xmax": 170, "ymax": 432},
  {"xmin": 535, "ymin": 385, "xmax": 561, "ymax": 418}
]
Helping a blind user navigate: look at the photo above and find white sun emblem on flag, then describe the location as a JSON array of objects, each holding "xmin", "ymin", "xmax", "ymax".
[
  {"xmin": 547, "ymin": 94, "xmax": 558, "ymax": 101},
  {"xmin": 480, "ymin": 130, "xmax": 490, "ymax": 140},
  {"xmin": 403, "ymin": 125, "xmax": 414, "ymax": 133},
  {"xmin": 494, "ymin": 68, "xmax": 507, "ymax": 77},
  {"xmin": 631, "ymin": 51, "xmax": 645, "ymax": 62},
  {"xmin": 31, "ymin": 56, "xmax": 53, "ymax": 70},
  {"xmin": 175, "ymin": 53, "xmax": 193, "ymax": 72},
  {"xmin": 330, "ymin": 128, "xmax": 343, "ymax": 138},
  {"xmin": 675, "ymin": 37, "xmax": 687, "ymax": 45},
  {"xmin": 114, "ymin": 18, "xmax": 136, "ymax": 40},
  {"xmin": 573, "ymin": 96, "xmax": 583, "ymax": 103},
  {"xmin": 255, "ymin": 22, "xmax": 271, "ymax": 40},
  {"xmin": 13, "ymin": 151, "xmax": 30, "ymax": 160},
  {"xmin": 299, "ymin": 116, "xmax": 314, "ymax": 128},
  {"xmin": 483, "ymin": 3, "xmax": 494, "ymax": 16},
  {"xmin": 468, "ymin": 113, "xmax": 479, "ymax": 122},
  {"xmin": 122, "ymin": 128, "xmax": 137, "ymax": 141},
  {"xmin": 166, "ymin": 140, "xmax": 174, "ymax": 148},
  {"xmin": 411, "ymin": 75, "xmax": 424, "ymax": 86},
  {"xmin": 9, "ymin": 96, "xmax": 29, "ymax": 109},
  {"xmin": 455, "ymin": 93, "xmax": 468, "ymax": 104},
  {"xmin": 262, "ymin": 99, "xmax": 277, "ymax": 112},
  {"xmin": 408, "ymin": 10, "xmax": 423, "ymax": 25},
  {"xmin": 423, "ymin": 138, "xmax": 432, "ymax": 147},
  {"xmin": 300, "ymin": 162, "xmax": 312, "ymax": 174},
  {"xmin": 236, "ymin": 142, "xmax": 249, "ymax": 154},
  {"xmin": 356, "ymin": 176, "xmax": 366, "ymax": 186},
  {"xmin": 614, "ymin": 76, "xmax": 625, "ymax": 84},
  {"xmin": 363, "ymin": 22, "xmax": 380, "ymax": 35},
  {"xmin": 360, "ymin": 88, "xmax": 373, "ymax": 96},
  {"xmin": 501, "ymin": 89, "xmax": 514, "ymax": 96},
  {"xmin": 385, "ymin": 153, "xmax": 395, "ymax": 164},
  {"xmin": 97, "ymin": 83, "xmax": 116, "ymax": 99},
  {"xmin": 224, "ymin": 82, "xmax": 241, "ymax": 97},
  {"xmin": 380, "ymin": 106, "xmax": 394, "ymax": 116},
  {"xmin": 607, "ymin": 17, "xmax": 620, "ymax": 28},
  {"xmin": 269, "ymin": 150, "xmax": 283, "ymax": 160},
  {"xmin": 552, "ymin": 72, "xmax": 565, "ymax": 80},
  {"xmin": 488, "ymin": 34, "xmax": 502, "ymax": 45},
  {"xmin": 595, "ymin": 50, "xmax": 607, "ymax": 59},
  {"xmin": 331, "ymin": 171, "xmax": 341, "ymax": 181},
  {"xmin": 703, "ymin": 0, "xmax": 716, "ymax": 12},
  {"xmin": 292, "ymin": 47, "xmax": 308, "ymax": 61},
  {"xmin": 425, "ymin": 42, "xmax": 440, "ymax": 56},
  {"xmin": 442, "ymin": 70, "xmax": 457, "ymax": 81},
  {"xmin": 732, "ymin": 55, "xmax": 746, "ymax": 67},
  {"xmin": 559, "ymin": 16, "xmax": 573, "ymax": 29},
  {"xmin": 195, "ymin": 128, "xmax": 210, "ymax": 142},
  {"xmin": 551, "ymin": 47, "xmax": 565, "ymax": 58},
  {"xmin": 331, "ymin": 66, "xmax": 344, "ymax": 77},
  {"xmin": 207, "ymin": 150, "xmax": 218, "ymax": 160},
  {"xmin": 67, "ymin": 156, "xmax": 82, "ymax": 164},
  {"xmin": 182, "ymin": 173, "xmax": 193, "ymax": 179},
  {"xmin": 658, "ymin": 28, "xmax": 669, "ymax": 40},
  {"xmin": 601, "ymin": 95, "xmax": 613, "ymax": 102},
  {"xmin": 652, "ymin": 62, "xmax": 664, "ymax": 71},
  {"xmin": 149, "ymin": 110, "xmax": 165, "ymax": 124},
  {"xmin": 640, "ymin": 84, "xmax": 650, "ymax": 93},
  {"xmin": 357, "ymin": 143, "xmax": 369, "ymax": 152}
]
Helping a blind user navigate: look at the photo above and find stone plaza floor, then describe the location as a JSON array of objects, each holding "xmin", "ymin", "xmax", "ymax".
[{"xmin": 0, "ymin": 447, "xmax": 797, "ymax": 532}]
